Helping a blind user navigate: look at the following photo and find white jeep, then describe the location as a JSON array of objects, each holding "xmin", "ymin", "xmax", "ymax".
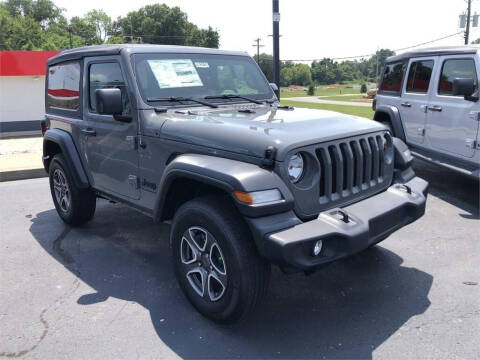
[{"xmin": 374, "ymin": 46, "xmax": 480, "ymax": 178}]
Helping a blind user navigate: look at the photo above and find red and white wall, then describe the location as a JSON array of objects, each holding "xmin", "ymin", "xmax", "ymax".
[{"xmin": 0, "ymin": 51, "xmax": 59, "ymax": 137}]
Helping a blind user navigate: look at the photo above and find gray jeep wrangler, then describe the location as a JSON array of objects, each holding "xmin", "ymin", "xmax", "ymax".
[
  {"xmin": 42, "ymin": 44, "xmax": 428, "ymax": 323},
  {"xmin": 374, "ymin": 46, "xmax": 480, "ymax": 178}
]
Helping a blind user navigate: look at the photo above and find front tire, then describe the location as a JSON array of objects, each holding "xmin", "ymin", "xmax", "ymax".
[
  {"xmin": 49, "ymin": 154, "xmax": 96, "ymax": 226},
  {"xmin": 171, "ymin": 196, "xmax": 270, "ymax": 324}
]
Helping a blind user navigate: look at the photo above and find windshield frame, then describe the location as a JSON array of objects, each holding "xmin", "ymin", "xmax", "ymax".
[{"xmin": 131, "ymin": 52, "xmax": 276, "ymax": 108}]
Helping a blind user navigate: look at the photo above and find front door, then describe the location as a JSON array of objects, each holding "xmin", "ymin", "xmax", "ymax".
[
  {"xmin": 426, "ymin": 55, "xmax": 480, "ymax": 158},
  {"xmin": 399, "ymin": 57, "xmax": 437, "ymax": 145},
  {"xmin": 80, "ymin": 57, "xmax": 140, "ymax": 200}
]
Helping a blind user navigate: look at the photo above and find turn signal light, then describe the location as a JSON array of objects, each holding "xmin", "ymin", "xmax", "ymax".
[{"xmin": 233, "ymin": 189, "xmax": 282, "ymax": 205}]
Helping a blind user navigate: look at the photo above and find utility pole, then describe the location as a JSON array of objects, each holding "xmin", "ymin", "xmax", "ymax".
[
  {"xmin": 272, "ymin": 0, "xmax": 280, "ymax": 98},
  {"xmin": 252, "ymin": 38, "xmax": 264, "ymax": 62},
  {"xmin": 68, "ymin": 26, "xmax": 73, "ymax": 48},
  {"xmin": 466, "ymin": 0, "xmax": 472, "ymax": 44}
]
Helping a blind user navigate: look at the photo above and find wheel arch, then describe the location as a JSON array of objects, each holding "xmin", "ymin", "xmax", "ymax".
[
  {"xmin": 153, "ymin": 154, "xmax": 294, "ymax": 222},
  {"xmin": 374, "ymin": 105, "xmax": 406, "ymax": 141},
  {"xmin": 43, "ymin": 129, "xmax": 90, "ymax": 188}
]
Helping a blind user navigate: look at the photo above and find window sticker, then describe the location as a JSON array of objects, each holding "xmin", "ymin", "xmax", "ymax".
[
  {"xmin": 147, "ymin": 59, "xmax": 203, "ymax": 88},
  {"xmin": 194, "ymin": 62, "xmax": 209, "ymax": 68}
]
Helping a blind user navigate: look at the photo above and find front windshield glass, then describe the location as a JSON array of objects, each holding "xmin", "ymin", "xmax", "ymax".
[{"xmin": 133, "ymin": 53, "xmax": 274, "ymax": 105}]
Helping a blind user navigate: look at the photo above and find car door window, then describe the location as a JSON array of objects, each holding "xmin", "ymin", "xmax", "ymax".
[
  {"xmin": 406, "ymin": 60, "xmax": 434, "ymax": 93},
  {"xmin": 89, "ymin": 62, "xmax": 131, "ymax": 115},
  {"xmin": 379, "ymin": 62, "xmax": 405, "ymax": 93},
  {"xmin": 438, "ymin": 59, "xmax": 477, "ymax": 95}
]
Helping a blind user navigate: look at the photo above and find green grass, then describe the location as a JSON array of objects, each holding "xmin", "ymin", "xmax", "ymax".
[
  {"xmin": 280, "ymin": 90, "xmax": 309, "ymax": 98},
  {"xmin": 281, "ymin": 100, "xmax": 374, "ymax": 119},
  {"xmin": 280, "ymin": 84, "xmax": 363, "ymax": 98},
  {"xmin": 320, "ymin": 94, "xmax": 371, "ymax": 102}
]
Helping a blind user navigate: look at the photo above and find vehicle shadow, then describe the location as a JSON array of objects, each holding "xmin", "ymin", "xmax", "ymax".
[
  {"xmin": 413, "ymin": 158, "xmax": 479, "ymax": 219},
  {"xmin": 30, "ymin": 202, "xmax": 433, "ymax": 359}
]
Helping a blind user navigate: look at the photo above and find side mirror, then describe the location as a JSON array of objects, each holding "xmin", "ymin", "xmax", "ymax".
[
  {"xmin": 452, "ymin": 78, "xmax": 477, "ymax": 101},
  {"xmin": 269, "ymin": 82, "xmax": 279, "ymax": 98},
  {"xmin": 95, "ymin": 88, "xmax": 123, "ymax": 115}
]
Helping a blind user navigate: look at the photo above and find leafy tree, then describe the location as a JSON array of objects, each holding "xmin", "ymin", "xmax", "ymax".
[
  {"xmin": 0, "ymin": 0, "xmax": 219, "ymax": 50},
  {"xmin": 255, "ymin": 53, "xmax": 274, "ymax": 82},
  {"xmin": 307, "ymin": 83, "xmax": 315, "ymax": 95},
  {"xmin": 111, "ymin": 4, "xmax": 219, "ymax": 48}
]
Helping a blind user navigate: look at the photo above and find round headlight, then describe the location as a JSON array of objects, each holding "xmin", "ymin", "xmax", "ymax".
[{"xmin": 288, "ymin": 153, "xmax": 304, "ymax": 183}]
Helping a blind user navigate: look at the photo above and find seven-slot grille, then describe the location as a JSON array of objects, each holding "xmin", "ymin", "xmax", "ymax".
[{"xmin": 315, "ymin": 133, "xmax": 392, "ymax": 205}]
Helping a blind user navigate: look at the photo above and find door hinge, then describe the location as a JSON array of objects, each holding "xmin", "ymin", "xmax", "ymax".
[
  {"xmin": 468, "ymin": 111, "xmax": 480, "ymax": 121},
  {"xmin": 465, "ymin": 139, "xmax": 480, "ymax": 149},
  {"xmin": 417, "ymin": 127, "xmax": 425, "ymax": 136},
  {"xmin": 126, "ymin": 135, "xmax": 138, "ymax": 150},
  {"xmin": 128, "ymin": 175, "xmax": 140, "ymax": 189}
]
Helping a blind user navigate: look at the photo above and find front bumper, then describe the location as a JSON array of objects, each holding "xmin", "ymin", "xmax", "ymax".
[{"xmin": 262, "ymin": 176, "xmax": 428, "ymax": 270}]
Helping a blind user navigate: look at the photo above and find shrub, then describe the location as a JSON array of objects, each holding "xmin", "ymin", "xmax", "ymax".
[
  {"xmin": 307, "ymin": 83, "xmax": 315, "ymax": 96},
  {"xmin": 360, "ymin": 83, "xmax": 367, "ymax": 93}
]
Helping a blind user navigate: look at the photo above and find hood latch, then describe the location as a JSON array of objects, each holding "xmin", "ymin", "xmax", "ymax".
[{"xmin": 261, "ymin": 146, "xmax": 277, "ymax": 169}]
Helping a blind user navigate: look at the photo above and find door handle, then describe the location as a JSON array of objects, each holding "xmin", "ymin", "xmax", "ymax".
[
  {"xmin": 427, "ymin": 105, "xmax": 442, "ymax": 112},
  {"xmin": 81, "ymin": 128, "xmax": 96, "ymax": 136},
  {"xmin": 401, "ymin": 102, "xmax": 412, "ymax": 107}
]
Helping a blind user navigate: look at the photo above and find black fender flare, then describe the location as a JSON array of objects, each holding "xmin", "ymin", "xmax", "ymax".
[
  {"xmin": 43, "ymin": 129, "xmax": 90, "ymax": 188},
  {"xmin": 374, "ymin": 105, "xmax": 406, "ymax": 142},
  {"xmin": 153, "ymin": 154, "xmax": 294, "ymax": 221}
]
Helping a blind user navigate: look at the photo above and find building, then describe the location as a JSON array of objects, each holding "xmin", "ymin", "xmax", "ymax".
[{"xmin": 0, "ymin": 50, "xmax": 59, "ymax": 137}]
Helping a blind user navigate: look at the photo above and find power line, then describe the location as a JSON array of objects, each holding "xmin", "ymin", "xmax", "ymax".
[{"xmin": 280, "ymin": 31, "xmax": 464, "ymax": 62}]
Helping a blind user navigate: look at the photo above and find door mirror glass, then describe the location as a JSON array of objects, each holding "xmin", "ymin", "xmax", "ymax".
[
  {"xmin": 452, "ymin": 78, "xmax": 475, "ymax": 97},
  {"xmin": 95, "ymin": 88, "xmax": 123, "ymax": 115}
]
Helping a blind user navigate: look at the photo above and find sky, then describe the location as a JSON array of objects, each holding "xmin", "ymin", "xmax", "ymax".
[{"xmin": 54, "ymin": 0, "xmax": 480, "ymax": 61}]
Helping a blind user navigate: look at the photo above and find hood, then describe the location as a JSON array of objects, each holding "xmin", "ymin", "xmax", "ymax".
[{"xmin": 159, "ymin": 105, "xmax": 385, "ymax": 161}]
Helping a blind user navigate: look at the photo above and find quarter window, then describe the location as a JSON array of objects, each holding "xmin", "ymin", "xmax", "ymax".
[
  {"xmin": 47, "ymin": 61, "xmax": 80, "ymax": 111},
  {"xmin": 380, "ymin": 62, "xmax": 405, "ymax": 93},
  {"xmin": 89, "ymin": 62, "xmax": 130, "ymax": 114},
  {"xmin": 438, "ymin": 59, "xmax": 477, "ymax": 95},
  {"xmin": 406, "ymin": 60, "xmax": 434, "ymax": 93}
]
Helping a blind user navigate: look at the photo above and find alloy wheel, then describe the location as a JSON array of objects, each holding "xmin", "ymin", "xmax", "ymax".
[
  {"xmin": 52, "ymin": 168, "xmax": 71, "ymax": 213},
  {"xmin": 180, "ymin": 226, "xmax": 227, "ymax": 302}
]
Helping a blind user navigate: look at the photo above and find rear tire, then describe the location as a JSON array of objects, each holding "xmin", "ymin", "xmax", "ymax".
[
  {"xmin": 49, "ymin": 154, "xmax": 96, "ymax": 226},
  {"xmin": 171, "ymin": 195, "xmax": 270, "ymax": 324}
]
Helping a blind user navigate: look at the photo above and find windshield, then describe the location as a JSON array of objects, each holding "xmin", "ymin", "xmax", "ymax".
[{"xmin": 133, "ymin": 53, "xmax": 274, "ymax": 105}]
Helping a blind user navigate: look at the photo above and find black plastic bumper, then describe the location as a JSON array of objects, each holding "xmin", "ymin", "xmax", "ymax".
[{"xmin": 262, "ymin": 176, "xmax": 428, "ymax": 270}]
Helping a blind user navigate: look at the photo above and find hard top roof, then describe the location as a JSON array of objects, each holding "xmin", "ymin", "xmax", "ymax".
[
  {"xmin": 386, "ymin": 45, "xmax": 480, "ymax": 63},
  {"xmin": 47, "ymin": 44, "xmax": 249, "ymax": 66}
]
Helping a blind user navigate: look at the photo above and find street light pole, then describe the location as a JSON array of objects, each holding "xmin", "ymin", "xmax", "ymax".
[{"xmin": 272, "ymin": 0, "xmax": 280, "ymax": 98}]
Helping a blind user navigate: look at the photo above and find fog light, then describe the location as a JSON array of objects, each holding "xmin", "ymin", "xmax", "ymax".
[{"xmin": 313, "ymin": 240, "xmax": 323, "ymax": 256}]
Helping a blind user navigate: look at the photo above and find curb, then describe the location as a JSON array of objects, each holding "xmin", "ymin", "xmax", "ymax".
[{"xmin": 0, "ymin": 168, "xmax": 47, "ymax": 182}]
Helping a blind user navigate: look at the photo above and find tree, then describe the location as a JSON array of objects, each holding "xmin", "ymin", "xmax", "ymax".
[
  {"xmin": 0, "ymin": 0, "xmax": 219, "ymax": 50},
  {"xmin": 255, "ymin": 53, "xmax": 274, "ymax": 82},
  {"xmin": 307, "ymin": 83, "xmax": 315, "ymax": 95},
  {"xmin": 112, "ymin": 4, "xmax": 219, "ymax": 48}
]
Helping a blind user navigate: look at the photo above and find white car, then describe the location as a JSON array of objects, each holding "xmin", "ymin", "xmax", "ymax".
[{"xmin": 374, "ymin": 46, "xmax": 480, "ymax": 178}]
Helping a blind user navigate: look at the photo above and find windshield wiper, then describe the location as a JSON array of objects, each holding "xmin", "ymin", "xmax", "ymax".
[
  {"xmin": 146, "ymin": 96, "xmax": 218, "ymax": 108},
  {"xmin": 204, "ymin": 94, "xmax": 263, "ymax": 105}
]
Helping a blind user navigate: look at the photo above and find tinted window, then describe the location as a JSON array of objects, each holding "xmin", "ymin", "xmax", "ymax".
[
  {"xmin": 439, "ymin": 59, "xmax": 477, "ymax": 95},
  {"xmin": 47, "ymin": 61, "xmax": 80, "ymax": 110},
  {"xmin": 89, "ymin": 62, "xmax": 130, "ymax": 114},
  {"xmin": 406, "ymin": 60, "xmax": 434, "ymax": 93},
  {"xmin": 380, "ymin": 62, "xmax": 405, "ymax": 92}
]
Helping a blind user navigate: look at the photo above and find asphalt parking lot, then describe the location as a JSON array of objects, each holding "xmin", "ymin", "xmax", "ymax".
[{"xmin": 1, "ymin": 159, "xmax": 479, "ymax": 360}]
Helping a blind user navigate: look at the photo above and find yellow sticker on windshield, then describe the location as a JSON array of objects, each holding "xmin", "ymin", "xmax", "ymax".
[{"xmin": 147, "ymin": 59, "xmax": 203, "ymax": 88}]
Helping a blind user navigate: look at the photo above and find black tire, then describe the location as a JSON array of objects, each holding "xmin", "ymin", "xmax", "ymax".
[
  {"xmin": 171, "ymin": 195, "xmax": 270, "ymax": 324},
  {"xmin": 49, "ymin": 154, "xmax": 96, "ymax": 226}
]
